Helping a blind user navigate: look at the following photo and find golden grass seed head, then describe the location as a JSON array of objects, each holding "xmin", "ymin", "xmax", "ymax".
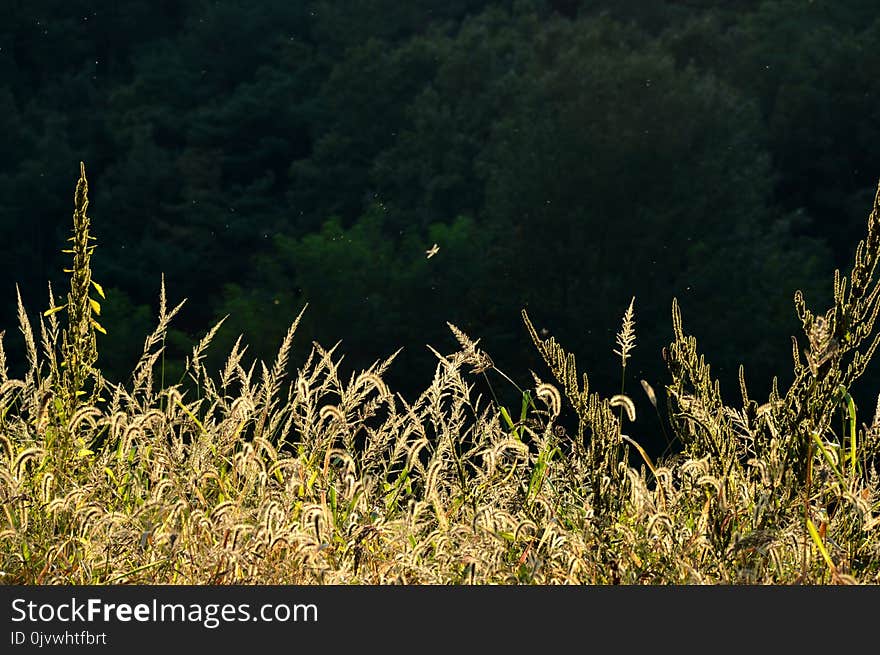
[
  {"xmin": 535, "ymin": 382, "xmax": 562, "ymax": 419},
  {"xmin": 13, "ymin": 447, "xmax": 44, "ymax": 479},
  {"xmin": 318, "ymin": 404, "xmax": 346, "ymax": 424},
  {"xmin": 609, "ymin": 394, "xmax": 636, "ymax": 423},
  {"xmin": 0, "ymin": 434, "xmax": 13, "ymax": 463},
  {"xmin": 39, "ymin": 472, "xmax": 55, "ymax": 504}
]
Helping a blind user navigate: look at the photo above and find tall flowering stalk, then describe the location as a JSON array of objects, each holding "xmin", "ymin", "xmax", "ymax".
[{"xmin": 45, "ymin": 162, "xmax": 106, "ymax": 418}]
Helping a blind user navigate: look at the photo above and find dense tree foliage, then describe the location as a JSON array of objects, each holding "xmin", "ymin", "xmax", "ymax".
[{"xmin": 4, "ymin": 0, "xmax": 879, "ymax": 455}]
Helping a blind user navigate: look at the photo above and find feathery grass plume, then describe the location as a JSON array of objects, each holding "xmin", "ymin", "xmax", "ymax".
[
  {"xmin": 445, "ymin": 322, "xmax": 531, "ymax": 403},
  {"xmin": 39, "ymin": 283, "xmax": 63, "ymax": 386},
  {"xmin": 254, "ymin": 304, "xmax": 308, "ymax": 443},
  {"xmin": 130, "ymin": 275, "xmax": 186, "ymax": 406},
  {"xmin": 614, "ymin": 297, "xmax": 636, "ymax": 376},
  {"xmin": 16, "ymin": 286, "xmax": 38, "ymax": 385},
  {"xmin": 613, "ymin": 297, "xmax": 637, "ymax": 439},
  {"xmin": 186, "ymin": 315, "xmax": 228, "ymax": 391}
]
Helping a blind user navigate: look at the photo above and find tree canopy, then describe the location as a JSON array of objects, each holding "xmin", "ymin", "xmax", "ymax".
[{"xmin": 4, "ymin": 0, "xmax": 879, "ymax": 455}]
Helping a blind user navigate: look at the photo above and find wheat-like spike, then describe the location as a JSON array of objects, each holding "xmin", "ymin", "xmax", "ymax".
[
  {"xmin": 446, "ymin": 322, "xmax": 493, "ymax": 374},
  {"xmin": 142, "ymin": 277, "xmax": 187, "ymax": 357},
  {"xmin": 40, "ymin": 282, "xmax": 62, "ymax": 379},
  {"xmin": 425, "ymin": 344, "xmax": 457, "ymax": 373},
  {"xmin": 38, "ymin": 313, "xmax": 59, "ymax": 383},
  {"xmin": 237, "ymin": 359, "xmax": 257, "ymax": 398},
  {"xmin": 130, "ymin": 287, "xmax": 186, "ymax": 399},
  {"xmin": 189, "ymin": 315, "xmax": 227, "ymax": 380},
  {"xmin": 311, "ymin": 340, "xmax": 344, "ymax": 389},
  {"xmin": 158, "ymin": 272, "xmax": 167, "ymax": 323},
  {"xmin": 220, "ymin": 335, "xmax": 248, "ymax": 391},
  {"xmin": 447, "ymin": 321, "xmax": 479, "ymax": 354},
  {"xmin": 613, "ymin": 296, "xmax": 636, "ymax": 365},
  {"xmin": 130, "ymin": 349, "xmax": 163, "ymax": 401},
  {"xmin": 16, "ymin": 285, "xmax": 38, "ymax": 376},
  {"xmin": 258, "ymin": 360, "xmax": 273, "ymax": 400},
  {"xmin": 267, "ymin": 305, "xmax": 308, "ymax": 399},
  {"xmin": 366, "ymin": 347, "xmax": 403, "ymax": 382}
]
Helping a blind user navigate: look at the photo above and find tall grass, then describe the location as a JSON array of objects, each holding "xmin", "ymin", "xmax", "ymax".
[{"xmin": 1, "ymin": 163, "xmax": 879, "ymax": 584}]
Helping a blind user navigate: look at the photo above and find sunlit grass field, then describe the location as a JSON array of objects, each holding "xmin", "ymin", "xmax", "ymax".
[{"xmin": 2, "ymin": 164, "xmax": 879, "ymax": 584}]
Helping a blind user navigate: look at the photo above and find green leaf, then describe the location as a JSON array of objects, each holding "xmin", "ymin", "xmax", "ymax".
[
  {"xmin": 91, "ymin": 280, "xmax": 105, "ymax": 299},
  {"xmin": 807, "ymin": 518, "xmax": 837, "ymax": 575},
  {"xmin": 499, "ymin": 406, "xmax": 514, "ymax": 431},
  {"xmin": 43, "ymin": 304, "xmax": 67, "ymax": 317},
  {"xmin": 520, "ymin": 391, "xmax": 530, "ymax": 424},
  {"xmin": 810, "ymin": 431, "xmax": 844, "ymax": 483}
]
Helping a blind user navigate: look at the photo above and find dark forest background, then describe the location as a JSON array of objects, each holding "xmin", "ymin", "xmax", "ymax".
[{"xmin": 3, "ymin": 0, "xmax": 880, "ymax": 456}]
